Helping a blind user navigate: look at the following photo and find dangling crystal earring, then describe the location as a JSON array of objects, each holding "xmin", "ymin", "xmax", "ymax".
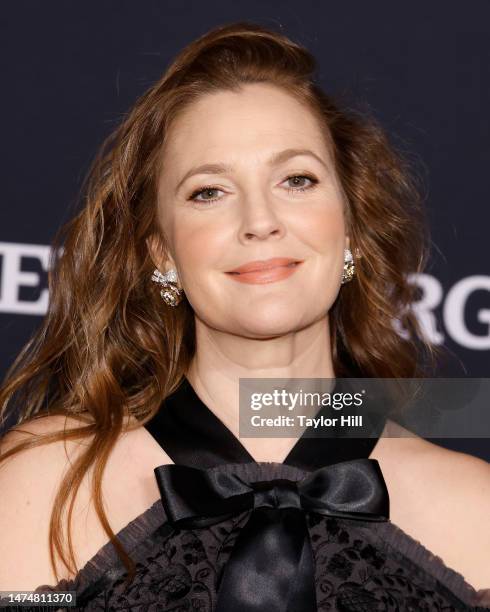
[
  {"xmin": 151, "ymin": 268, "xmax": 183, "ymax": 307},
  {"xmin": 341, "ymin": 248, "xmax": 356, "ymax": 285}
]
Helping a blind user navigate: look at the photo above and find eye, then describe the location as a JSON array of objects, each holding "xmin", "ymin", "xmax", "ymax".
[
  {"xmin": 187, "ymin": 173, "xmax": 319, "ymax": 205},
  {"xmin": 187, "ymin": 186, "xmax": 225, "ymax": 204},
  {"xmin": 282, "ymin": 174, "xmax": 319, "ymax": 194}
]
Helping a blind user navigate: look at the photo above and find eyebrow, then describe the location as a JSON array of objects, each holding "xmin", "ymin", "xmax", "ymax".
[{"xmin": 174, "ymin": 148, "xmax": 329, "ymax": 193}]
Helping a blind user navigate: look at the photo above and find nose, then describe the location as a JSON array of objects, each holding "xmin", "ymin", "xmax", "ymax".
[{"xmin": 237, "ymin": 189, "xmax": 286, "ymax": 243}]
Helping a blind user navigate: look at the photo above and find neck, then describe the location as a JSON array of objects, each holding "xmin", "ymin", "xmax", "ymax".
[{"xmin": 186, "ymin": 316, "xmax": 336, "ymax": 453}]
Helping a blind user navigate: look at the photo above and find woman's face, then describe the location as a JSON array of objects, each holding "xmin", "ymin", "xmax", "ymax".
[{"xmin": 153, "ymin": 83, "xmax": 349, "ymax": 338}]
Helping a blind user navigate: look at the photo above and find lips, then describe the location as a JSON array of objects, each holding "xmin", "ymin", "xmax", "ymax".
[{"xmin": 226, "ymin": 257, "xmax": 302, "ymax": 275}]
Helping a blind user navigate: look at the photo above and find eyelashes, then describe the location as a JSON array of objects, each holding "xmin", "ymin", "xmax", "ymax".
[{"xmin": 187, "ymin": 174, "xmax": 320, "ymax": 205}]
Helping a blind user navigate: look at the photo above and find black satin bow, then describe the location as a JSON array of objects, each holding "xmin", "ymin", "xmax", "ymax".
[{"xmin": 154, "ymin": 458, "xmax": 389, "ymax": 612}]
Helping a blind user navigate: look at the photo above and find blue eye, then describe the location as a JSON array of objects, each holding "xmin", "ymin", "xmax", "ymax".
[{"xmin": 187, "ymin": 174, "xmax": 319, "ymax": 205}]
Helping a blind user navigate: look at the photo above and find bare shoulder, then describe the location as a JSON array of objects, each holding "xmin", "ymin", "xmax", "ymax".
[
  {"xmin": 0, "ymin": 415, "xmax": 93, "ymax": 589},
  {"xmin": 0, "ymin": 413, "xmax": 171, "ymax": 591},
  {"xmin": 373, "ymin": 419, "xmax": 490, "ymax": 590}
]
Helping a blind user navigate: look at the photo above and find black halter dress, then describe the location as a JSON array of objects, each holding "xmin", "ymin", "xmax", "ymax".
[{"xmin": 32, "ymin": 375, "xmax": 490, "ymax": 611}]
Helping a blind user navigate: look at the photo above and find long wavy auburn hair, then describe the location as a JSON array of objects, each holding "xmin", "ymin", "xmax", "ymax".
[{"xmin": 0, "ymin": 21, "xmax": 441, "ymax": 587}]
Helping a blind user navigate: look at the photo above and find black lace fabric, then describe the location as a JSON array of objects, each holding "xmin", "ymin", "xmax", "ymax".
[{"xmin": 31, "ymin": 462, "xmax": 490, "ymax": 612}]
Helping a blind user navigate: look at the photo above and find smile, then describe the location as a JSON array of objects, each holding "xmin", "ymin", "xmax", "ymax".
[{"xmin": 225, "ymin": 261, "xmax": 303, "ymax": 284}]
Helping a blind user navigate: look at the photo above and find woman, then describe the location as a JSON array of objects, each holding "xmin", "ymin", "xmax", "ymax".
[{"xmin": 0, "ymin": 21, "xmax": 489, "ymax": 611}]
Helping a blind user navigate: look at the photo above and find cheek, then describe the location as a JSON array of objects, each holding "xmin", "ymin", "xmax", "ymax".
[
  {"xmin": 291, "ymin": 203, "xmax": 347, "ymax": 294},
  {"xmin": 294, "ymin": 203, "xmax": 345, "ymax": 254},
  {"xmin": 172, "ymin": 217, "xmax": 234, "ymax": 321},
  {"xmin": 172, "ymin": 215, "xmax": 229, "ymax": 282}
]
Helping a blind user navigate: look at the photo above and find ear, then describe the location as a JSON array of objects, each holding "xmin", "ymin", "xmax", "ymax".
[
  {"xmin": 345, "ymin": 236, "xmax": 362, "ymax": 259},
  {"xmin": 146, "ymin": 233, "xmax": 176, "ymax": 272}
]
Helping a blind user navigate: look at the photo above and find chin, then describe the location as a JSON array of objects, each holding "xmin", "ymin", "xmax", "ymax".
[{"xmin": 236, "ymin": 315, "xmax": 308, "ymax": 338}]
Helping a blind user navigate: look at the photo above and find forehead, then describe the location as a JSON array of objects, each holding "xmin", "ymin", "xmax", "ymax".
[{"xmin": 161, "ymin": 83, "xmax": 331, "ymax": 171}]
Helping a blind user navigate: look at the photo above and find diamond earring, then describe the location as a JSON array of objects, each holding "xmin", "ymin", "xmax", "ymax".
[
  {"xmin": 341, "ymin": 248, "xmax": 356, "ymax": 285},
  {"xmin": 151, "ymin": 268, "xmax": 183, "ymax": 307}
]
